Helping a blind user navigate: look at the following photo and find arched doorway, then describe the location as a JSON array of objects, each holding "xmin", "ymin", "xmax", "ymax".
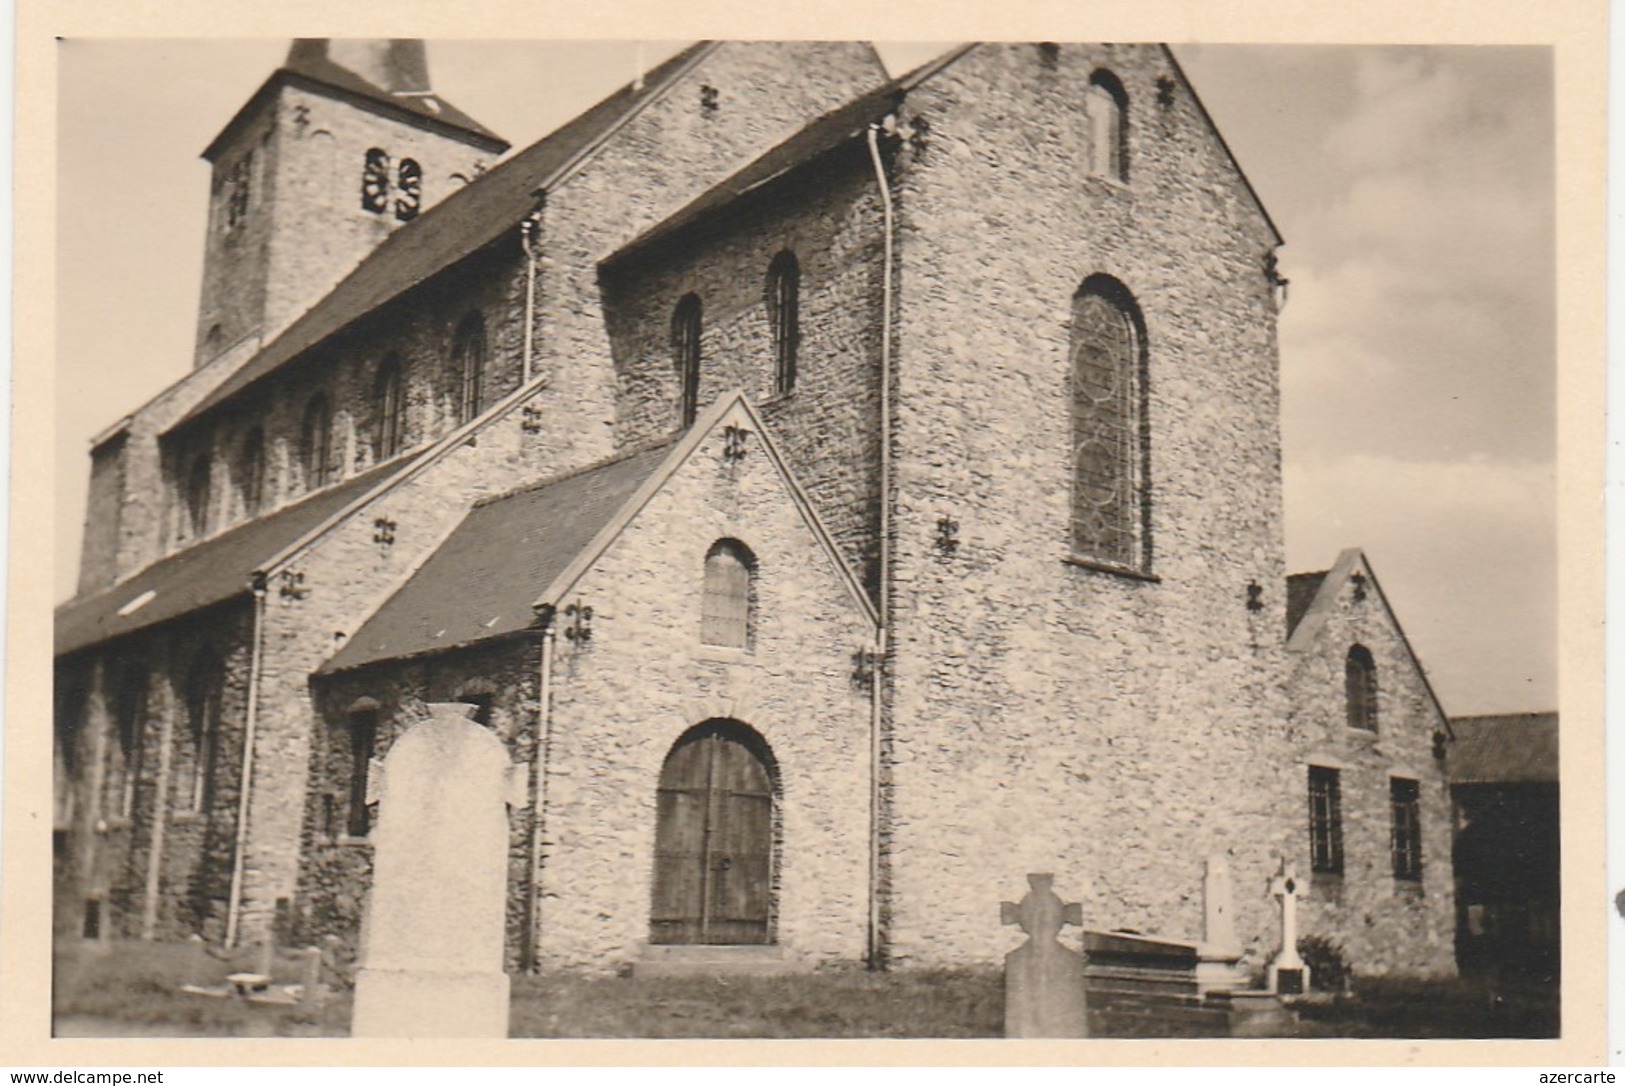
[{"xmin": 650, "ymin": 721, "xmax": 775, "ymax": 945}]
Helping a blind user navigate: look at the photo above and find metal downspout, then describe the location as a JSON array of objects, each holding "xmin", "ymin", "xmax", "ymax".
[
  {"xmin": 866, "ymin": 120, "xmax": 896, "ymax": 969},
  {"xmin": 527, "ymin": 621, "xmax": 558, "ymax": 971},
  {"xmin": 521, "ymin": 208, "xmax": 543, "ymax": 384},
  {"xmin": 224, "ymin": 579, "xmax": 267, "ymax": 948}
]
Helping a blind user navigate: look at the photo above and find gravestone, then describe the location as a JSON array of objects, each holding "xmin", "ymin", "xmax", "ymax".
[
  {"xmin": 1266, "ymin": 860, "xmax": 1311, "ymax": 996},
  {"xmin": 351, "ymin": 702, "xmax": 530, "ymax": 1038},
  {"xmin": 1001, "ymin": 873, "xmax": 1088, "ymax": 1038},
  {"xmin": 1202, "ymin": 856, "xmax": 1240, "ymax": 956}
]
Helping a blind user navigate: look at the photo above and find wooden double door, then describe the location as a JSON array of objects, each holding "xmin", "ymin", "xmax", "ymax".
[{"xmin": 650, "ymin": 723, "xmax": 774, "ymax": 945}]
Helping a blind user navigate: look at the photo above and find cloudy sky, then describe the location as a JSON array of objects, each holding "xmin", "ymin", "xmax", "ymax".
[{"xmin": 53, "ymin": 40, "xmax": 1555, "ymax": 716}]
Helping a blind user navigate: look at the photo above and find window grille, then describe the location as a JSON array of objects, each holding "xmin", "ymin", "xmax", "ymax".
[
  {"xmin": 395, "ymin": 158, "xmax": 422, "ymax": 222},
  {"xmin": 347, "ymin": 710, "xmax": 377, "ymax": 838},
  {"xmin": 302, "ymin": 393, "xmax": 332, "ymax": 490},
  {"xmin": 701, "ymin": 540, "xmax": 753, "ymax": 648},
  {"xmin": 1390, "ymin": 777, "xmax": 1423, "ymax": 881},
  {"xmin": 1070, "ymin": 281, "xmax": 1146, "ymax": 568},
  {"xmin": 454, "ymin": 315, "xmax": 487, "ymax": 425},
  {"xmin": 362, "ymin": 148, "xmax": 390, "ymax": 213},
  {"xmin": 766, "ymin": 252, "xmax": 800, "ymax": 396},
  {"xmin": 1346, "ymin": 644, "xmax": 1377, "ymax": 730},
  {"xmin": 375, "ymin": 358, "xmax": 405, "ymax": 459},
  {"xmin": 672, "ymin": 294, "xmax": 702, "ymax": 427},
  {"xmin": 1308, "ymin": 766, "xmax": 1343, "ymax": 875}
]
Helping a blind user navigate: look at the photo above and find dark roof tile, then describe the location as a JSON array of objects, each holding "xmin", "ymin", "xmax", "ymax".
[
  {"xmin": 320, "ymin": 441, "xmax": 675, "ymax": 674},
  {"xmin": 177, "ymin": 42, "xmax": 713, "ymax": 432},
  {"xmin": 55, "ymin": 456, "xmax": 417, "ymax": 658},
  {"xmin": 1286, "ymin": 570, "xmax": 1328, "ymax": 638},
  {"xmin": 1447, "ymin": 712, "xmax": 1559, "ymax": 785}
]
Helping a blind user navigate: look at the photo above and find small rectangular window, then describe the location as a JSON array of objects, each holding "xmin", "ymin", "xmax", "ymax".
[
  {"xmin": 1308, "ymin": 766, "xmax": 1343, "ymax": 875},
  {"xmin": 1390, "ymin": 777, "xmax": 1423, "ymax": 881}
]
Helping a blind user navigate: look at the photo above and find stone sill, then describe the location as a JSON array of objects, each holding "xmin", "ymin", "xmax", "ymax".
[
  {"xmin": 696, "ymin": 645, "xmax": 753, "ymax": 665},
  {"xmin": 1062, "ymin": 554, "xmax": 1160, "ymax": 583},
  {"xmin": 171, "ymin": 811, "xmax": 204, "ymax": 826}
]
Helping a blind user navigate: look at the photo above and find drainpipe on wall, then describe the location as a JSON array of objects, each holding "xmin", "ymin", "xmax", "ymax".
[
  {"xmin": 224, "ymin": 577, "xmax": 268, "ymax": 949},
  {"xmin": 140, "ymin": 676, "xmax": 177, "ymax": 941},
  {"xmin": 520, "ymin": 204, "xmax": 544, "ymax": 385},
  {"xmin": 527, "ymin": 614, "xmax": 559, "ymax": 971},
  {"xmin": 865, "ymin": 119, "xmax": 897, "ymax": 970}
]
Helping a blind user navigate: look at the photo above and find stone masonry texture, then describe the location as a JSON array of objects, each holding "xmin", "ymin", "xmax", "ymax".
[{"xmin": 55, "ymin": 41, "xmax": 1465, "ymax": 984}]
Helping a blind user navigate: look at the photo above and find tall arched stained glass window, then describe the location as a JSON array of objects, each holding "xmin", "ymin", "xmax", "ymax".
[
  {"xmin": 672, "ymin": 294, "xmax": 703, "ymax": 428},
  {"xmin": 1070, "ymin": 276, "xmax": 1148, "ymax": 570},
  {"xmin": 302, "ymin": 393, "xmax": 332, "ymax": 491},
  {"xmin": 1086, "ymin": 70, "xmax": 1129, "ymax": 182},
  {"xmin": 454, "ymin": 314, "xmax": 487, "ymax": 425},
  {"xmin": 701, "ymin": 539, "xmax": 754, "ymax": 649},
  {"xmin": 1346, "ymin": 644, "xmax": 1378, "ymax": 731},
  {"xmin": 766, "ymin": 252, "xmax": 800, "ymax": 396},
  {"xmin": 374, "ymin": 356, "xmax": 405, "ymax": 460}
]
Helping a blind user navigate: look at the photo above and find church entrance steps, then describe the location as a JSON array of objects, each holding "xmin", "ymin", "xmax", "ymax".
[{"xmin": 632, "ymin": 943, "xmax": 805, "ymax": 977}]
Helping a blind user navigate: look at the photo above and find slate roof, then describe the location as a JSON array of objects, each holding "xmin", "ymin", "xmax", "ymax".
[
  {"xmin": 175, "ymin": 41, "xmax": 714, "ymax": 432},
  {"xmin": 55, "ymin": 456, "xmax": 417, "ymax": 658},
  {"xmin": 1447, "ymin": 712, "xmax": 1559, "ymax": 785},
  {"xmin": 606, "ymin": 79, "xmax": 907, "ymax": 267},
  {"xmin": 1286, "ymin": 570, "xmax": 1328, "ymax": 638},
  {"xmin": 204, "ymin": 45, "xmax": 508, "ymax": 163},
  {"xmin": 320, "ymin": 441, "xmax": 676, "ymax": 674}
]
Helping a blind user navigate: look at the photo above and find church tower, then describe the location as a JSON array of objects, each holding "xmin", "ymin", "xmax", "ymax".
[{"xmin": 191, "ymin": 40, "xmax": 508, "ymax": 369}]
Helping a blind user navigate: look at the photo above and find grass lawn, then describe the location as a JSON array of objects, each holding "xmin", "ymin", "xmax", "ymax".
[{"xmin": 53, "ymin": 938, "xmax": 1557, "ymax": 1040}]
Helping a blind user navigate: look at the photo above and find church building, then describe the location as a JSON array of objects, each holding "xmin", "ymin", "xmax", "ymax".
[{"xmin": 54, "ymin": 40, "xmax": 1459, "ymax": 979}]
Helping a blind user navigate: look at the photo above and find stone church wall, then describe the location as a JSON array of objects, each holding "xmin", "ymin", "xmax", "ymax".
[
  {"xmin": 599, "ymin": 146, "xmax": 887, "ymax": 592},
  {"xmin": 53, "ymin": 602, "xmax": 255, "ymax": 944},
  {"xmin": 1287, "ymin": 560, "xmax": 1457, "ymax": 977},
  {"xmin": 524, "ymin": 42, "xmax": 890, "ymax": 481},
  {"xmin": 880, "ymin": 42, "xmax": 1297, "ymax": 971},
  {"xmin": 298, "ymin": 638, "xmax": 540, "ymax": 975},
  {"xmin": 535, "ymin": 412, "xmax": 876, "ymax": 971}
]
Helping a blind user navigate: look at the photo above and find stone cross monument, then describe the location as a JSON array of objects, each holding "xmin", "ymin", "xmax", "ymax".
[
  {"xmin": 351, "ymin": 702, "xmax": 530, "ymax": 1037},
  {"xmin": 1266, "ymin": 860, "xmax": 1311, "ymax": 996},
  {"xmin": 1000, "ymin": 873, "xmax": 1088, "ymax": 1038}
]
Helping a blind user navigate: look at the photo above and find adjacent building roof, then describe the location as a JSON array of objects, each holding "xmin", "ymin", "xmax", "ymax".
[
  {"xmin": 321, "ymin": 441, "xmax": 676, "ymax": 674},
  {"xmin": 1447, "ymin": 712, "xmax": 1559, "ymax": 785},
  {"xmin": 54, "ymin": 456, "xmax": 418, "ymax": 658},
  {"xmin": 174, "ymin": 41, "xmax": 715, "ymax": 432}
]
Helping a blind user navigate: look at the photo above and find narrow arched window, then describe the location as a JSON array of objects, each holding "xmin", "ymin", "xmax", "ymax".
[
  {"xmin": 701, "ymin": 539, "xmax": 754, "ymax": 649},
  {"xmin": 1070, "ymin": 276, "xmax": 1148, "ymax": 570},
  {"xmin": 1086, "ymin": 71, "xmax": 1129, "ymax": 182},
  {"xmin": 185, "ymin": 455, "xmax": 212, "ymax": 539},
  {"xmin": 106, "ymin": 672, "xmax": 147, "ymax": 821},
  {"xmin": 238, "ymin": 428, "xmax": 265, "ymax": 517},
  {"xmin": 362, "ymin": 148, "xmax": 390, "ymax": 213},
  {"xmin": 395, "ymin": 158, "xmax": 422, "ymax": 222},
  {"xmin": 346, "ymin": 707, "xmax": 378, "ymax": 838},
  {"xmin": 453, "ymin": 314, "xmax": 487, "ymax": 425},
  {"xmin": 182, "ymin": 657, "xmax": 221, "ymax": 815},
  {"xmin": 1346, "ymin": 644, "xmax": 1377, "ymax": 731},
  {"xmin": 374, "ymin": 357, "xmax": 405, "ymax": 460},
  {"xmin": 301, "ymin": 393, "xmax": 332, "ymax": 491},
  {"xmin": 672, "ymin": 294, "xmax": 702, "ymax": 428},
  {"xmin": 766, "ymin": 252, "xmax": 800, "ymax": 396}
]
